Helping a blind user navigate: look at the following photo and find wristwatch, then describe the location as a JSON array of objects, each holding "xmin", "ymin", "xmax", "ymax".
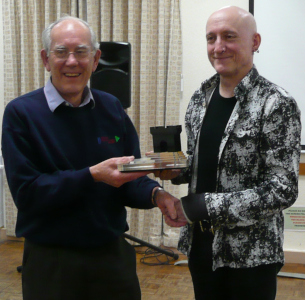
[{"xmin": 152, "ymin": 187, "xmax": 164, "ymax": 206}]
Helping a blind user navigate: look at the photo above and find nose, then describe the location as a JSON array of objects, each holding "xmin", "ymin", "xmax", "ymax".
[
  {"xmin": 213, "ymin": 37, "xmax": 225, "ymax": 54},
  {"xmin": 65, "ymin": 52, "xmax": 78, "ymax": 65}
]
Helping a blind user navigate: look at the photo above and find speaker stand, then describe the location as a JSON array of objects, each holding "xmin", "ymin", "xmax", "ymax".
[
  {"xmin": 123, "ymin": 233, "xmax": 179, "ymax": 260},
  {"xmin": 124, "ymin": 205, "xmax": 179, "ymax": 261}
]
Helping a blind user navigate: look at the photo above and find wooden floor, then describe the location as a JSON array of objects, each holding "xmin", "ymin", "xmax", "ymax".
[{"xmin": 0, "ymin": 239, "xmax": 304, "ymax": 300}]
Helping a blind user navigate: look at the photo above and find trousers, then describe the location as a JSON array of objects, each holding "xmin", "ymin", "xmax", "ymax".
[
  {"xmin": 188, "ymin": 223, "xmax": 281, "ymax": 300},
  {"xmin": 22, "ymin": 236, "xmax": 141, "ymax": 300}
]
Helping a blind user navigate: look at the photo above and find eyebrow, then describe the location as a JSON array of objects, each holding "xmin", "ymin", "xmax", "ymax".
[
  {"xmin": 206, "ymin": 30, "xmax": 237, "ymax": 36},
  {"xmin": 54, "ymin": 44, "xmax": 90, "ymax": 50},
  {"xmin": 76, "ymin": 45, "xmax": 90, "ymax": 49}
]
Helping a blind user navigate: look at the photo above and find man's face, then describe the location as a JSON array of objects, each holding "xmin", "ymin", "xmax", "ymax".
[
  {"xmin": 41, "ymin": 20, "xmax": 101, "ymax": 105},
  {"xmin": 206, "ymin": 9, "xmax": 256, "ymax": 82}
]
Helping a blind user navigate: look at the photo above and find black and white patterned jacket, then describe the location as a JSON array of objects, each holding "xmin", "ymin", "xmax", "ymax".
[{"xmin": 172, "ymin": 66, "xmax": 301, "ymax": 270}]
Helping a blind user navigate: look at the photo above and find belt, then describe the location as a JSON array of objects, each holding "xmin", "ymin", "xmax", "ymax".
[{"xmin": 199, "ymin": 220, "xmax": 214, "ymax": 235}]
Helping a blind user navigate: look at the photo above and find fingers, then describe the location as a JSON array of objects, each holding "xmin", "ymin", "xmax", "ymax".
[
  {"xmin": 153, "ymin": 170, "xmax": 161, "ymax": 177},
  {"xmin": 154, "ymin": 169, "xmax": 181, "ymax": 180},
  {"xmin": 164, "ymin": 198, "xmax": 177, "ymax": 220},
  {"xmin": 90, "ymin": 156, "xmax": 151, "ymax": 187},
  {"xmin": 115, "ymin": 156, "xmax": 135, "ymax": 164},
  {"xmin": 154, "ymin": 192, "xmax": 178, "ymax": 220},
  {"xmin": 163, "ymin": 214, "xmax": 188, "ymax": 227},
  {"xmin": 155, "ymin": 191, "xmax": 188, "ymax": 227},
  {"xmin": 119, "ymin": 170, "xmax": 151, "ymax": 183}
]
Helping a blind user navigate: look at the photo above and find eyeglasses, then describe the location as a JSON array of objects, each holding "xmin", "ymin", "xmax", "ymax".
[{"xmin": 50, "ymin": 48, "xmax": 94, "ymax": 60}]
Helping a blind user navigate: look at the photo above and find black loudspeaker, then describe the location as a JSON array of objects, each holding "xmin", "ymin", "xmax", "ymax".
[{"xmin": 91, "ymin": 42, "xmax": 131, "ymax": 109}]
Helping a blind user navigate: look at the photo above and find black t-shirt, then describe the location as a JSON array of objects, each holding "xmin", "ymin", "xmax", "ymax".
[{"xmin": 196, "ymin": 85, "xmax": 237, "ymax": 193}]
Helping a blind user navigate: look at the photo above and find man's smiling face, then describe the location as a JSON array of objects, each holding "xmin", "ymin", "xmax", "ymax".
[
  {"xmin": 206, "ymin": 7, "xmax": 258, "ymax": 82},
  {"xmin": 41, "ymin": 19, "xmax": 100, "ymax": 105}
]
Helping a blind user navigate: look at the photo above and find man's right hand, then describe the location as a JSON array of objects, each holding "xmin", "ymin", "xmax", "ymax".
[
  {"xmin": 90, "ymin": 156, "xmax": 151, "ymax": 187},
  {"xmin": 154, "ymin": 189, "xmax": 188, "ymax": 227}
]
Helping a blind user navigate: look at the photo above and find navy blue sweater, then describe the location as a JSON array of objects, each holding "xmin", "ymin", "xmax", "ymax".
[{"xmin": 2, "ymin": 88, "xmax": 157, "ymax": 247}]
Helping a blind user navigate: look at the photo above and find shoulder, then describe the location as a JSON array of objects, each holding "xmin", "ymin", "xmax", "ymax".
[
  {"xmin": 6, "ymin": 88, "xmax": 45, "ymax": 109},
  {"xmin": 255, "ymin": 76, "xmax": 299, "ymax": 115},
  {"xmin": 90, "ymin": 88, "xmax": 128, "ymax": 122},
  {"xmin": 187, "ymin": 74, "xmax": 218, "ymax": 110},
  {"xmin": 240, "ymin": 68, "xmax": 299, "ymax": 114},
  {"xmin": 91, "ymin": 88, "xmax": 121, "ymax": 104}
]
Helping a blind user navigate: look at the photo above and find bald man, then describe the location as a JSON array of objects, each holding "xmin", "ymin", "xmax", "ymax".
[{"xmin": 168, "ymin": 6, "xmax": 301, "ymax": 300}]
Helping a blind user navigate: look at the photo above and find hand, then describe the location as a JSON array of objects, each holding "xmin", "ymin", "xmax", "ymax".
[
  {"xmin": 89, "ymin": 156, "xmax": 151, "ymax": 187},
  {"xmin": 153, "ymin": 169, "xmax": 181, "ymax": 180},
  {"xmin": 145, "ymin": 151, "xmax": 182, "ymax": 180},
  {"xmin": 154, "ymin": 189, "xmax": 188, "ymax": 227}
]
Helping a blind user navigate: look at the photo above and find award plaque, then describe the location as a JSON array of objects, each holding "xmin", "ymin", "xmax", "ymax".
[
  {"xmin": 118, "ymin": 125, "xmax": 188, "ymax": 172},
  {"xmin": 117, "ymin": 151, "xmax": 188, "ymax": 172}
]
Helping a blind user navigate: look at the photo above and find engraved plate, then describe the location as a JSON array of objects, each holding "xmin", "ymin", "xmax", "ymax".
[{"xmin": 118, "ymin": 151, "xmax": 188, "ymax": 172}]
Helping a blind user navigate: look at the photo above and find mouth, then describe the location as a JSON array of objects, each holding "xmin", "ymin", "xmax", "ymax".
[
  {"xmin": 64, "ymin": 73, "xmax": 81, "ymax": 77},
  {"xmin": 214, "ymin": 56, "xmax": 230, "ymax": 60}
]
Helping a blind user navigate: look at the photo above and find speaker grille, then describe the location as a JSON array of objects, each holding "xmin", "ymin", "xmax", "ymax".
[{"xmin": 91, "ymin": 42, "xmax": 131, "ymax": 108}]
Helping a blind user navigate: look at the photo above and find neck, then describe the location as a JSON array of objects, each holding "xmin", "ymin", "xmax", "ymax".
[
  {"xmin": 219, "ymin": 79, "xmax": 236, "ymax": 98},
  {"xmin": 62, "ymin": 92, "xmax": 85, "ymax": 107},
  {"xmin": 65, "ymin": 97, "xmax": 82, "ymax": 107},
  {"xmin": 219, "ymin": 65, "xmax": 253, "ymax": 98}
]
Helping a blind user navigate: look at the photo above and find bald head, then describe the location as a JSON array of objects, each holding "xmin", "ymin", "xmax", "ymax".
[{"xmin": 207, "ymin": 6, "xmax": 257, "ymax": 36}]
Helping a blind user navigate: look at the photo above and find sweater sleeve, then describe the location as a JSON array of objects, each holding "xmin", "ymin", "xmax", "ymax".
[
  {"xmin": 1, "ymin": 100, "xmax": 96, "ymax": 216},
  {"xmin": 119, "ymin": 109, "xmax": 159, "ymax": 209}
]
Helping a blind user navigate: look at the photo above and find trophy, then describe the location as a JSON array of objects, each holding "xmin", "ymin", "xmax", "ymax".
[{"xmin": 118, "ymin": 125, "xmax": 188, "ymax": 172}]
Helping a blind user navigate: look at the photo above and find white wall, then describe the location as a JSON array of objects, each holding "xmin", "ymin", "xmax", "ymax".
[
  {"xmin": 180, "ymin": 0, "xmax": 305, "ymax": 261},
  {"xmin": 253, "ymin": 0, "xmax": 305, "ymax": 144}
]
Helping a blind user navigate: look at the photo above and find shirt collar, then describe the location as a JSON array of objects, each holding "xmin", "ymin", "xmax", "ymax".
[{"xmin": 44, "ymin": 78, "xmax": 95, "ymax": 112}]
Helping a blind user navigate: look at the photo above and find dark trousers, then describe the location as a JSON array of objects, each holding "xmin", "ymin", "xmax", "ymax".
[
  {"xmin": 188, "ymin": 224, "xmax": 281, "ymax": 300},
  {"xmin": 22, "ymin": 236, "xmax": 141, "ymax": 300}
]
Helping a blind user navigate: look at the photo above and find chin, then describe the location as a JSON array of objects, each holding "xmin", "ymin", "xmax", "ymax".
[{"xmin": 214, "ymin": 67, "xmax": 230, "ymax": 75}]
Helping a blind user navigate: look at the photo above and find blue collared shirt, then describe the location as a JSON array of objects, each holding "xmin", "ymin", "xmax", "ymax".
[{"xmin": 44, "ymin": 79, "xmax": 95, "ymax": 112}]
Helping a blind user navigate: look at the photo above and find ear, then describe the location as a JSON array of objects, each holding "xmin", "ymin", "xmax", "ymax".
[
  {"xmin": 252, "ymin": 33, "xmax": 261, "ymax": 52},
  {"xmin": 92, "ymin": 49, "xmax": 102, "ymax": 73},
  {"xmin": 41, "ymin": 49, "xmax": 51, "ymax": 72}
]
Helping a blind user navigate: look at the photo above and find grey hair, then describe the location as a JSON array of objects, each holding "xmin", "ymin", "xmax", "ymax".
[{"xmin": 42, "ymin": 16, "xmax": 100, "ymax": 55}]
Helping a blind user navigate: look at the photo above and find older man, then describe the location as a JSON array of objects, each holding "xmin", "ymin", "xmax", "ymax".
[
  {"xmin": 163, "ymin": 6, "xmax": 301, "ymax": 300},
  {"xmin": 2, "ymin": 16, "xmax": 186, "ymax": 300}
]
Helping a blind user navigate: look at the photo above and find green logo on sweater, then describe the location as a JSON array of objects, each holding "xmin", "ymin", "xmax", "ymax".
[{"xmin": 98, "ymin": 136, "xmax": 120, "ymax": 144}]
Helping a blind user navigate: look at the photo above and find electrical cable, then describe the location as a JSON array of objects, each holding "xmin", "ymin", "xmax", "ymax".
[{"xmin": 137, "ymin": 246, "xmax": 177, "ymax": 266}]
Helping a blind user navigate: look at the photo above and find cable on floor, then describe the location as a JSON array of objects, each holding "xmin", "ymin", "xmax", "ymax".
[{"xmin": 136, "ymin": 246, "xmax": 177, "ymax": 266}]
